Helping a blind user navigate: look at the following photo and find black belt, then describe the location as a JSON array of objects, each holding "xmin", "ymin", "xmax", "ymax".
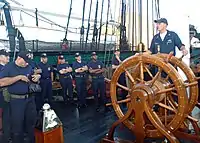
[
  {"xmin": 75, "ymin": 75, "xmax": 85, "ymax": 78},
  {"xmin": 92, "ymin": 75, "xmax": 104, "ymax": 79},
  {"xmin": 60, "ymin": 75, "xmax": 71, "ymax": 79},
  {"xmin": 10, "ymin": 94, "xmax": 31, "ymax": 99}
]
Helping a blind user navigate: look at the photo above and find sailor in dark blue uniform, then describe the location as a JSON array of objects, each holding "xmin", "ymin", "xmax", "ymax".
[
  {"xmin": 27, "ymin": 50, "xmax": 42, "ymax": 112},
  {"xmin": 38, "ymin": 53, "xmax": 53, "ymax": 107},
  {"xmin": 112, "ymin": 49, "xmax": 128, "ymax": 102},
  {"xmin": 0, "ymin": 51, "xmax": 40, "ymax": 143},
  {"xmin": 0, "ymin": 49, "xmax": 10, "ymax": 142},
  {"xmin": 72, "ymin": 53, "xmax": 88, "ymax": 108},
  {"xmin": 149, "ymin": 18, "xmax": 189, "ymax": 109},
  {"xmin": 0, "ymin": 49, "xmax": 9, "ymax": 109},
  {"xmin": 57, "ymin": 55, "xmax": 73, "ymax": 103},
  {"xmin": 88, "ymin": 52, "xmax": 107, "ymax": 112},
  {"xmin": 150, "ymin": 18, "xmax": 188, "ymax": 56}
]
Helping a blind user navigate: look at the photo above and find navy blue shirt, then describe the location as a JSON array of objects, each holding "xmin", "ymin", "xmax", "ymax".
[
  {"xmin": 149, "ymin": 30, "xmax": 183, "ymax": 55},
  {"xmin": 112, "ymin": 56, "xmax": 126, "ymax": 81},
  {"xmin": 29, "ymin": 60, "xmax": 38, "ymax": 70},
  {"xmin": 72, "ymin": 61, "xmax": 87, "ymax": 75},
  {"xmin": 87, "ymin": 60, "xmax": 104, "ymax": 76},
  {"xmin": 57, "ymin": 63, "xmax": 71, "ymax": 77},
  {"xmin": 38, "ymin": 62, "xmax": 53, "ymax": 79},
  {"xmin": 111, "ymin": 56, "xmax": 124, "ymax": 66},
  {"xmin": 0, "ymin": 64, "xmax": 5, "ymax": 97},
  {"xmin": 0, "ymin": 62, "xmax": 33, "ymax": 94}
]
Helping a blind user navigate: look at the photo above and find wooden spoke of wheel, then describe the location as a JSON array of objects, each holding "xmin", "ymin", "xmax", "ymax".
[
  {"xmin": 167, "ymin": 97, "xmax": 177, "ymax": 109},
  {"xmin": 124, "ymin": 62, "xmax": 141, "ymax": 85},
  {"xmin": 106, "ymin": 98, "xmax": 131, "ymax": 106},
  {"xmin": 105, "ymin": 78, "xmax": 131, "ymax": 92},
  {"xmin": 167, "ymin": 97, "xmax": 189, "ymax": 128},
  {"xmin": 150, "ymin": 68, "xmax": 162, "ymax": 87},
  {"xmin": 157, "ymin": 103, "xmax": 198, "ymax": 122},
  {"xmin": 140, "ymin": 62, "xmax": 144, "ymax": 82},
  {"xmin": 171, "ymin": 92, "xmax": 178, "ymax": 96},
  {"xmin": 144, "ymin": 65, "xmax": 154, "ymax": 78},
  {"xmin": 156, "ymin": 87, "xmax": 175, "ymax": 95},
  {"xmin": 166, "ymin": 80, "xmax": 196, "ymax": 89},
  {"xmin": 164, "ymin": 96, "xmax": 167, "ymax": 126},
  {"xmin": 124, "ymin": 69, "xmax": 136, "ymax": 85}
]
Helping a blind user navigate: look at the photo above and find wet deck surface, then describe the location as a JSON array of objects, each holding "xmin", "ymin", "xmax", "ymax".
[
  {"xmin": 52, "ymin": 101, "xmax": 125, "ymax": 143},
  {"xmin": 52, "ymin": 101, "xmax": 193, "ymax": 143}
]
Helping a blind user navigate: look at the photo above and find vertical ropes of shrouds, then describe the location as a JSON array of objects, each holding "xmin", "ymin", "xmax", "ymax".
[
  {"xmin": 64, "ymin": 0, "xmax": 73, "ymax": 40},
  {"xmin": 91, "ymin": 0, "xmax": 99, "ymax": 51},
  {"xmin": 138, "ymin": 0, "xmax": 142, "ymax": 43},
  {"xmin": 157, "ymin": 0, "xmax": 160, "ymax": 18},
  {"xmin": 103, "ymin": 0, "xmax": 110, "ymax": 65},
  {"xmin": 106, "ymin": 2, "xmax": 114, "ymax": 68},
  {"xmin": 120, "ymin": 0, "xmax": 123, "ymax": 50},
  {"xmin": 147, "ymin": 0, "xmax": 150, "ymax": 49},
  {"xmin": 128, "ymin": 0, "xmax": 131, "ymax": 49},
  {"xmin": 120, "ymin": 0, "xmax": 127, "ymax": 51},
  {"xmin": 154, "ymin": 0, "xmax": 160, "ymax": 34},
  {"xmin": 134, "ymin": 0, "xmax": 137, "ymax": 47},
  {"xmin": 80, "ymin": 0, "xmax": 87, "ymax": 51},
  {"xmin": 132, "ymin": 0, "xmax": 135, "ymax": 51},
  {"xmin": 97, "ymin": 0, "xmax": 104, "ymax": 50},
  {"xmin": 152, "ymin": 0, "xmax": 155, "ymax": 37},
  {"xmin": 85, "ymin": 0, "xmax": 93, "ymax": 51}
]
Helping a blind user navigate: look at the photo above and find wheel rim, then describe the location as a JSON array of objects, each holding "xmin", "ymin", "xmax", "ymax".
[{"xmin": 110, "ymin": 54, "xmax": 188, "ymax": 138}]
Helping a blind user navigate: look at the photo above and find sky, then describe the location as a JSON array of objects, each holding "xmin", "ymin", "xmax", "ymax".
[{"xmin": 0, "ymin": 0, "xmax": 200, "ymax": 42}]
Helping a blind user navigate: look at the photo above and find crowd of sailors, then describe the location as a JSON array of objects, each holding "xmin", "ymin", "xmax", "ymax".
[{"xmin": 0, "ymin": 48, "xmax": 127, "ymax": 143}]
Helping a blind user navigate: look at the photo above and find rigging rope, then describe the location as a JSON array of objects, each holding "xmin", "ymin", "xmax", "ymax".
[
  {"xmin": 157, "ymin": 0, "xmax": 160, "ymax": 18},
  {"xmin": 146, "ymin": 0, "xmax": 149, "ymax": 49},
  {"xmin": 85, "ymin": 0, "xmax": 93, "ymax": 51},
  {"xmin": 91, "ymin": 0, "xmax": 99, "ymax": 51},
  {"xmin": 80, "ymin": 0, "xmax": 87, "ymax": 51},
  {"xmin": 103, "ymin": 0, "xmax": 110, "ymax": 66},
  {"xmin": 97, "ymin": 0, "xmax": 104, "ymax": 50},
  {"xmin": 64, "ymin": 0, "xmax": 73, "ymax": 40}
]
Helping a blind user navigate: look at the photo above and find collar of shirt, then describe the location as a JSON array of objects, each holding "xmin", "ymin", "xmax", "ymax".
[{"xmin": 159, "ymin": 31, "xmax": 167, "ymax": 41}]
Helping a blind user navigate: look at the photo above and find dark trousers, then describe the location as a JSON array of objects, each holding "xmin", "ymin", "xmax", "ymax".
[
  {"xmin": 34, "ymin": 93, "xmax": 41, "ymax": 112},
  {"xmin": 2, "ymin": 101, "xmax": 11, "ymax": 142},
  {"xmin": 75, "ymin": 77, "xmax": 87, "ymax": 105},
  {"xmin": 92, "ymin": 77, "xmax": 106, "ymax": 107},
  {"xmin": 118, "ymin": 74, "xmax": 128, "ymax": 100},
  {"xmin": 40, "ymin": 79, "xmax": 52, "ymax": 107},
  {"xmin": 60, "ymin": 77, "xmax": 73, "ymax": 102},
  {"xmin": 10, "ymin": 96, "xmax": 37, "ymax": 143}
]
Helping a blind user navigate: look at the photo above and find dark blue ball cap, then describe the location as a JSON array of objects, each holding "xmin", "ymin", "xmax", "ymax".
[
  {"xmin": 59, "ymin": 55, "xmax": 64, "ymax": 59},
  {"xmin": 75, "ymin": 52, "xmax": 80, "ymax": 57},
  {"xmin": 91, "ymin": 52, "xmax": 97, "ymax": 56},
  {"xmin": 41, "ymin": 53, "xmax": 47, "ymax": 58},
  {"xmin": 154, "ymin": 18, "xmax": 168, "ymax": 25},
  {"xmin": 18, "ymin": 51, "xmax": 30, "ymax": 63},
  {"xmin": 0, "ymin": 49, "xmax": 9, "ymax": 56}
]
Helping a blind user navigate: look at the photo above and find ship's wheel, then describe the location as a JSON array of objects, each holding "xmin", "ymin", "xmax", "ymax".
[{"xmin": 102, "ymin": 52, "xmax": 200, "ymax": 143}]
